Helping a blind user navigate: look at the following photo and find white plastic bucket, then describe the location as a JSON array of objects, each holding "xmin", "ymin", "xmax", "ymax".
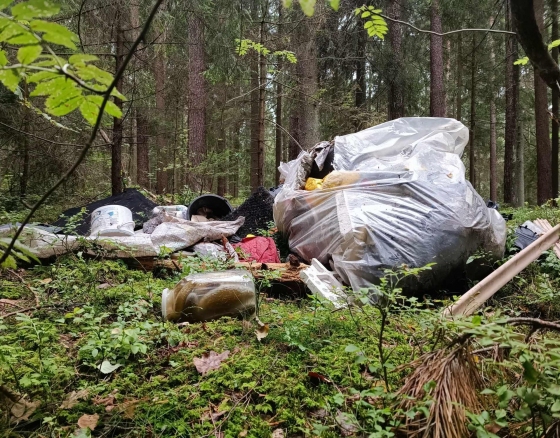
[{"xmin": 90, "ymin": 205, "xmax": 135, "ymax": 237}]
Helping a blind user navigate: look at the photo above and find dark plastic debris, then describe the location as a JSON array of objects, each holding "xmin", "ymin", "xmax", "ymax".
[
  {"xmin": 514, "ymin": 225, "xmax": 539, "ymax": 251},
  {"xmin": 187, "ymin": 194, "xmax": 232, "ymax": 221},
  {"xmin": 222, "ymin": 186, "xmax": 274, "ymax": 238},
  {"xmin": 53, "ymin": 188, "xmax": 156, "ymax": 235}
]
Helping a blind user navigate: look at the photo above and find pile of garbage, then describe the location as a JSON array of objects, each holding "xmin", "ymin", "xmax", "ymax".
[{"xmin": 274, "ymin": 117, "xmax": 507, "ymax": 292}]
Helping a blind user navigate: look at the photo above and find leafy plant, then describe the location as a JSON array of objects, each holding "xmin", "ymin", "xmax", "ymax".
[
  {"xmin": 0, "ymin": 0, "xmax": 124, "ymax": 124},
  {"xmin": 355, "ymin": 5, "xmax": 389, "ymax": 40}
]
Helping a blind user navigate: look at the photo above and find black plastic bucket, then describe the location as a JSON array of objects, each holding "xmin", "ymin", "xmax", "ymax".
[{"xmin": 187, "ymin": 194, "xmax": 233, "ymax": 221}]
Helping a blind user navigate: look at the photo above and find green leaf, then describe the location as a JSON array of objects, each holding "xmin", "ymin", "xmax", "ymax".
[
  {"xmin": 48, "ymin": 94, "xmax": 83, "ymax": 116},
  {"xmin": 30, "ymin": 20, "xmax": 77, "ymax": 49},
  {"xmin": 345, "ymin": 344, "xmax": 360, "ymax": 353},
  {"xmin": 0, "ymin": 69, "xmax": 20, "ymax": 91},
  {"xmin": 110, "ymin": 88, "xmax": 126, "ymax": 101},
  {"xmin": 12, "ymin": 0, "xmax": 60, "ymax": 21},
  {"xmin": 329, "ymin": 0, "xmax": 340, "ymax": 11},
  {"xmin": 79, "ymin": 98, "xmax": 99, "ymax": 125},
  {"xmin": 27, "ymin": 69, "xmax": 58, "ymax": 83},
  {"xmin": 0, "ymin": 49, "xmax": 7, "ymax": 67},
  {"xmin": 472, "ymin": 315, "xmax": 481, "ymax": 326},
  {"xmin": 549, "ymin": 39, "xmax": 560, "ymax": 50},
  {"xmin": 69, "ymin": 54, "xmax": 98, "ymax": 65},
  {"xmin": 299, "ymin": 0, "xmax": 315, "ymax": 16},
  {"xmin": 522, "ymin": 360, "xmax": 540, "ymax": 385},
  {"xmin": 514, "ymin": 57, "xmax": 529, "ymax": 66},
  {"xmin": 282, "ymin": 0, "xmax": 292, "ymax": 7},
  {"xmin": 361, "ymin": 11, "xmax": 371, "ymax": 18},
  {"xmin": 30, "ymin": 75, "xmax": 67, "ymax": 96},
  {"xmin": 552, "ymin": 400, "xmax": 560, "ymax": 412},
  {"xmin": 0, "ymin": 22, "xmax": 33, "ymax": 43},
  {"xmin": 7, "ymin": 31, "xmax": 40, "ymax": 45},
  {"xmin": 17, "ymin": 44, "xmax": 42, "ymax": 64},
  {"xmin": 0, "ymin": 254, "xmax": 16, "ymax": 269},
  {"xmin": 75, "ymin": 64, "xmax": 113, "ymax": 86},
  {"xmin": 546, "ymin": 384, "xmax": 560, "ymax": 396},
  {"xmin": 0, "ymin": 0, "xmax": 13, "ymax": 9},
  {"xmin": 480, "ymin": 388, "xmax": 496, "ymax": 395}
]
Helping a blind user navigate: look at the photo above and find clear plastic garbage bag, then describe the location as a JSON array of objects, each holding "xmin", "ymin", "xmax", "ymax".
[{"xmin": 274, "ymin": 117, "xmax": 506, "ymax": 292}]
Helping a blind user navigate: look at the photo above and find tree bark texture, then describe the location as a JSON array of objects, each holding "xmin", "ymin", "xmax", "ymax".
[
  {"xmin": 293, "ymin": 11, "xmax": 320, "ymax": 149},
  {"xmin": 505, "ymin": 2, "xmax": 519, "ymax": 204},
  {"xmin": 136, "ymin": 109, "xmax": 150, "ymax": 189},
  {"xmin": 551, "ymin": 0, "xmax": 559, "ymax": 197},
  {"xmin": 275, "ymin": 64, "xmax": 283, "ymax": 185},
  {"xmin": 154, "ymin": 45, "xmax": 167, "ymax": 194},
  {"xmin": 430, "ymin": 0, "xmax": 446, "ymax": 117},
  {"xmin": 489, "ymin": 16, "xmax": 497, "ymax": 201},
  {"xmin": 515, "ymin": 118, "xmax": 525, "ymax": 206},
  {"xmin": 456, "ymin": 33, "xmax": 462, "ymax": 121},
  {"xmin": 112, "ymin": 10, "xmax": 124, "ymax": 195},
  {"xmin": 187, "ymin": 14, "xmax": 207, "ymax": 192},
  {"xmin": 387, "ymin": 0, "xmax": 404, "ymax": 120},
  {"xmin": 355, "ymin": 0, "xmax": 367, "ymax": 116},
  {"xmin": 469, "ymin": 35, "xmax": 476, "ymax": 189},
  {"xmin": 533, "ymin": 0, "xmax": 553, "ymax": 203}
]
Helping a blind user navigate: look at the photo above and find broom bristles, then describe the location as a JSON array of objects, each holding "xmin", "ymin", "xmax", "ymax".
[{"xmin": 395, "ymin": 345, "xmax": 483, "ymax": 438}]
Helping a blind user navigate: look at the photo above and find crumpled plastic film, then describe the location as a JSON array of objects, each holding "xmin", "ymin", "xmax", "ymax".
[{"xmin": 274, "ymin": 117, "xmax": 507, "ymax": 292}]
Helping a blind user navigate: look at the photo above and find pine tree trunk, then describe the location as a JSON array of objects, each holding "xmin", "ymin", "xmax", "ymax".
[
  {"xmin": 275, "ymin": 63, "xmax": 283, "ymax": 185},
  {"xmin": 289, "ymin": 115, "xmax": 300, "ymax": 160},
  {"xmin": 469, "ymin": 35, "xmax": 476, "ymax": 189},
  {"xmin": 551, "ymin": 0, "xmax": 559, "ymax": 197},
  {"xmin": 112, "ymin": 11, "xmax": 124, "ymax": 195},
  {"xmin": 534, "ymin": 0, "xmax": 553, "ymax": 204},
  {"xmin": 355, "ymin": 0, "xmax": 367, "ymax": 121},
  {"xmin": 19, "ymin": 81, "xmax": 30, "ymax": 199},
  {"xmin": 387, "ymin": 0, "xmax": 404, "ymax": 120},
  {"xmin": 515, "ymin": 119, "xmax": 525, "ymax": 206},
  {"xmin": 187, "ymin": 14, "xmax": 207, "ymax": 192},
  {"xmin": 136, "ymin": 108, "xmax": 150, "ymax": 189},
  {"xmin": 294, "ymin": 10, "xmax": 320, "ymax": 149},
  {"xmin": 489, "ymin": 16, "xmax": 497, "ymax": 201},
  {"xmin": 456, "ymin": 33, "xmax": 462, "ymax": 121},
  {"xmin": 154, "ymin": 47, "xmax": 167, "ymax": 194},
  {"xmin": 430, "ymin": 0, "xmax": 446, "ymax": 117},
  {"xmin": 504, "ymin": 2, "xmax": 518, "ymax": 204},
  {"xmin": 217, "ymin": 135, "xmax": 226, "ymax": 196},
  {"xmin": 249, "ymin": 5, "xmax": 264, "ymax": 192}
]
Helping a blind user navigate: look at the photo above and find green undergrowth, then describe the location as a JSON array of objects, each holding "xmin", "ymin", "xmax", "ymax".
[{"xmin": 3, "ymin": 208, "xmax": 560, "ymax": 436}]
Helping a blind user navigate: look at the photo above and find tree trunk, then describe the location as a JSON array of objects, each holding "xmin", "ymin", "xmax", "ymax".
[
  {"xmin": 187, "ymin": 14, "xmax": 207, "ymax": 192},
  {"xmin": 469, "ymin": 35, "xmax": 476, "ymax": 188},
  {"xmin": 136, "ymin": 109, "xmax": 150, "ymax": 189},
  {"xmin": 551, "ymin": 0, "xmax": 559, "ymax": 197},
  {"xmin": 456, "ymin": 33, "xmax": 462, "ymax": 121},
  {"xmin": 293, "ymin": 10, "xmax": 320, "ymax": 149},
  {"xmin": 355, "ymin": 0, "xmax": 367, "ymax": 120},
  {"xmin": 112, "ymin": 10, "xmax": 125, "ymax": 195},
  {"xmin": 217, "ymin": 135, "xmax": 226, "ymax": 196},
  {"xmin": 19, "ymin": 81, "xmax": 30, "ymax": 199},
  {"xmin": 534, "ymin": 0, "xmax": 553, "ymax": 204},
  {"xmin": 289, "ymin": 115, "xmax": 300, "ymax": 160},
  {"xmin": 515, "ymin": 119, "xmax": 525, "ymax": 206},
  {"xmin": 275, "ymin": 64, "xmax": 283, "ymax": 185},
  {"xmin": 154, "ymin": 46, "xmax": 167, "ymax": 194},
  {"xmin": 387, "ymin": 0, "xmax": 404, "ymax": 120},
  {"xmin": 430, "ymin": 0, "xmax": 446, "ymax": 117},
  {"xmin": 489, "ymin": 16, "xmax": 497, "ymax": 201},
  {"xmin": 504, "ymin": 2, "xmax": 518, "ymax": 204}
]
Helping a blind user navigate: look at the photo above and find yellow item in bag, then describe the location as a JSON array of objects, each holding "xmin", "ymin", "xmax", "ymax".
[
  {"xmin": 322, "ymin": 171, "xmax": 361, "ymax": 189},
  {"xmin": 305, "ymin": 177, "xmax": 324, "ymax": 191}
]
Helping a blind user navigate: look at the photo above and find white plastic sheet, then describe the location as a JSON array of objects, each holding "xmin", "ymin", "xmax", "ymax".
[
  {"xmin": 0, "ymin": 217, "xmax": 245, "ymax": 259},
  {"xmin": 274, "ymin": 117, "xmax": 507, "ymax": 292}
]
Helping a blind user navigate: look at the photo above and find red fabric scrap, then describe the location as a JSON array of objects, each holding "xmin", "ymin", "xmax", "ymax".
[{"xmin": 234, "ymin": 237, "xmax": 280, "ymax": 263}]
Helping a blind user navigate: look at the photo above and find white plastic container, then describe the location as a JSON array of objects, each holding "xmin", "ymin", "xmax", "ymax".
[
  {"xmin": 300, "ymin": 258, "xmax": 348, "ymax": 309},
  {"xmin": 90, "ymin": 205, "xmax": 135, "ymax": 237}
]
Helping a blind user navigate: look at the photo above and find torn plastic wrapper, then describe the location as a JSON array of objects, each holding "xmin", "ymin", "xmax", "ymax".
[
  {"xmin": 0, "ymin": 217, "xmax": 245, "ymax": 259},
  {"xmin": 274, "ymin": 117, "xmax": 507, "ymax": 292}
]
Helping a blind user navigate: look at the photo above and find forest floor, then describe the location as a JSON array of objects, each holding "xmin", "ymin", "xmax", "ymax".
[{"xmin": 3, "ymin": 206, "xmax": 560, "ymax": 437}]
